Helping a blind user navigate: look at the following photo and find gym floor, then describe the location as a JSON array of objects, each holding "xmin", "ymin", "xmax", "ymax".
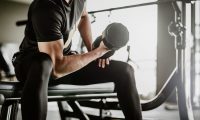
[{"xmin": 13, "ymin": 102, "xmax": 180, "ymax": 120}]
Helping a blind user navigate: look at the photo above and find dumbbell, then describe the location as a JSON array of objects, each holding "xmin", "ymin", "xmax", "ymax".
[{"xmin": 93, "ymin": 22, "xmax": 129, "ymax": 59}]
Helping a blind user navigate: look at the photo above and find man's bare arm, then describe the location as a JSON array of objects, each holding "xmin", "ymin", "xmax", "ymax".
[
  {"xmin": 78, "ymin": 8, "xmax": 93, "ymax": 51},
  {"xmin": 78, "ymin": 8, "xmax": 110, "ymax": 68},
  {"xmin": 38, "ymin": 39, "xmax": 108, "ymax": 79}
]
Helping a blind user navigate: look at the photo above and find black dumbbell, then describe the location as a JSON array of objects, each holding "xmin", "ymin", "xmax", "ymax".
[{"xmin": 93, "ymin": 22, "xmax": 129, "ymax": 59}]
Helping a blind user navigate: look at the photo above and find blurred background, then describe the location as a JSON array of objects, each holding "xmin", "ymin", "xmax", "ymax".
[
  {"xmin": 0, "ymin": 0, "xmax": 158, "ymax": 99},
  {"xmin": 0, "ymin": 0, "xmax": 199, "ymax": 120}
]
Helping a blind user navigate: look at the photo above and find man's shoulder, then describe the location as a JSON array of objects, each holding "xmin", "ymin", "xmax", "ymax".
[{"xmin": 31, "ymin": 0, "xmax": 63, "ymax": 12}]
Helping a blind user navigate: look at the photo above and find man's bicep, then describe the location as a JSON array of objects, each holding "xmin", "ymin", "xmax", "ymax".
[{"xmin": 38, "ymin": 39, "xmax": 64, "ymax": 65}]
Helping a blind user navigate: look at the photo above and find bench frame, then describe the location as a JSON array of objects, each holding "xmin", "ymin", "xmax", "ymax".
[{"xmin": 0, "ymin": 93, "xmax": 119, "ymax": 120}]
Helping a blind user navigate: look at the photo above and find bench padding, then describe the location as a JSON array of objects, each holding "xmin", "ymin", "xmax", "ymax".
[{"xmin": 0, "ymin": 81, "xmax": 115, "ymax": 98}]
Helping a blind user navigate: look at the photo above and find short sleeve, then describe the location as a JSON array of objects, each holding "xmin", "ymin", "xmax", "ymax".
[{"xmin": 32, "ymin": 3, "xmax": 63, "ymax": 42}]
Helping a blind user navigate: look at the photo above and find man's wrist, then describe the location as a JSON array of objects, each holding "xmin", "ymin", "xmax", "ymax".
[
  {"xmin": 95, "ymin": 47, "xmax": 108, "ymax": 58},
  {"xmin": 87, "ymin": 45, "xmax": 93, "ymax": 51}
]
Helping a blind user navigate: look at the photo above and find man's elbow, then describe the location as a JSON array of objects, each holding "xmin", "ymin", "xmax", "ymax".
[
  {"xmin": 52, "ymin": 69, "xmax": 62, "ymax": 79},
  {"xmin": 52, "ymin": 58, "xmax": 65, "ymax": 79}
]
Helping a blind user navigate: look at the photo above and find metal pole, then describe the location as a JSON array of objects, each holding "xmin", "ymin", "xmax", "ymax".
[
  {"xmin": 173, "ymin": 1, "xmax": 194, "ymax": 120},
  {"xmin": 190, "ymin": 2, "xmax": 196, "ymax": 106},
  {"xmin": 175, "ymin": 4, "xmax": 189, "ymax": 118}
]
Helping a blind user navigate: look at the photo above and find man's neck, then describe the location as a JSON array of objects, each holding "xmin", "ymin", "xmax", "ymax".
[{"xmin": 65, "ymin": 0, "xmax": 71, "ymax": 4}]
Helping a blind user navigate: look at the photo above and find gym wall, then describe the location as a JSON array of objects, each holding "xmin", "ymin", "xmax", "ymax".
[{"xmin": 0, "ymin": 0, "xmax": 29, "ymax": 43}]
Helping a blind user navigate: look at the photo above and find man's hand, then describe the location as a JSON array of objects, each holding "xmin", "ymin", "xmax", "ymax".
[
  {"xmin": 98, "ymin": 58, "xmax": 110, "ymax": 68},
  {"xmin": 97, "ymin": 41, "xmax": 110, "ymax": 68}
]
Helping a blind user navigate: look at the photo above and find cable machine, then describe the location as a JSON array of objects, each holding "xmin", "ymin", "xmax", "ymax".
[{"xmin": 13, "ymin": 0, "xmax": 200, "ymax": 120}]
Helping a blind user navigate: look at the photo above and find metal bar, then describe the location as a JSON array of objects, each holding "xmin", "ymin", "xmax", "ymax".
[
  {"xmin": 48, "ymin": 93, "xmax": 117, "ymax": 102},
  {"xmin": 141, "ymin": 68, "xmax": 178, "ymax": 111},
  {"xmin": 174, "ymin": 1, "xmax": 189, "ymax": 119},
  {"xmin": 10, "ymin": 101, "xmax": 19, "ymax": 120},
  {"xmin": 88, "ymin": 0, "xmax": 179, "ymax": 14},
  {"xmin": 190, "ymin": 2, "xmax": 196, "ymax": 105},
  {"xmin": 16, "ymin": 0, "xmax": 181, "ymax": 26},
  {"xmin": 4, "ymin": 93, "xmax": 117, "ymax": 102},
  {"xmin": 57, "ymin": 101, "xmax": 66, "ymax": 120},
  {"xmin": 67, "ymin": 101, "xmax": 90, "ymax": 120},
  {"xmin": 0, "ymin": 101, "xmax": 10, "ymax": 120},
  {"xmin": 15, "ymin": 20, "xmax": 27, "ymax": 26},
  {"xmin": 173, "ymin": 1, "xmax": 194, "ymax": 120}
]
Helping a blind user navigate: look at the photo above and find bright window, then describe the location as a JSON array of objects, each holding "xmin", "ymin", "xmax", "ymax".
[{"xmin": 86, "ymin": 1, "xmax": 158, "ymax": 99}]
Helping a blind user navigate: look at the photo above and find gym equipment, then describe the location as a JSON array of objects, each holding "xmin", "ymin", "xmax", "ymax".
[
  {"xmin": 0, "ymin": 82, "xmax": 115, "ymax": 120},
  {"xmin": 190, "ymin": 1, "xmax": 200, "ymax": 120},
  {"xmin": 78, "ymin": 1, "xmax": 199, "ymax": 120},
  {"xmin": 93, "ymin": 23, "xmax": 129, "ymax": 51},
  {"xmin": 0, "ymin": 94, "xmax": 5, "ymax": 105},
  {"xmin": 15, "ymin": 0, "xmax": 195, "ymax": 26},
  {"xmin": 4, "ymin": 0, "xmax": 198, "ymax": 120},
  {"xmin": 93, "ymin": 22, "xmax": 129, "ymax": 59}
]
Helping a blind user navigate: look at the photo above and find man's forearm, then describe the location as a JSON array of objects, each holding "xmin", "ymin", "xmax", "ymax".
[
  {"xmin": 78, "ymin": 15, "xmax": 93, "ymax": 51},
  {"xmin": 53, "ymin": 47, "xmax": 107, "ymax": 78}
]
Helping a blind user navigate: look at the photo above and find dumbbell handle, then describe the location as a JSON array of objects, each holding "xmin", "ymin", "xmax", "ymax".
[{"xmin": 93, "ymin": 36, "xmax": 115, "ymax": 59}]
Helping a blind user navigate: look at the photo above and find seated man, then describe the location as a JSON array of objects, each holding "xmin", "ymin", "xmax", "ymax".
[{"xmin": 12, "ymin": 0, "xmax": 142, "ymax": 120}]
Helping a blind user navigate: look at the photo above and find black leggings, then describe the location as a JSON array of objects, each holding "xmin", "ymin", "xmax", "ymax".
[{"xmin": 13, "ymin": 51, "xmax": 142, "ymax": 120}]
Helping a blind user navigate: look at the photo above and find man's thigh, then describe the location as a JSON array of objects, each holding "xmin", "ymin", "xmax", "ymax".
[
  {"xmin": 14, "ymin": 51, "xmax": 52, "ymax": 82},
  {"xmin": 51, "ymin": 60, "xmax": 131, "ymax": 85}
]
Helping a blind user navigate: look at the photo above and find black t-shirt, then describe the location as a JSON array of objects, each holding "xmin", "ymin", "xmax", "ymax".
[{"xmin": 19, "ymin": 0, "xmax": 86, "ymax": 52}]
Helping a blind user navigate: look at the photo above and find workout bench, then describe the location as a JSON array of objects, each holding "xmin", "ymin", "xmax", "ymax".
[
  {"xmin": 0, "ymin": 81, "xmax": 119, "ymax": 120},
  {"xmin": 0, "ymin": 71, "xmax": 179, "ymax": 120}
]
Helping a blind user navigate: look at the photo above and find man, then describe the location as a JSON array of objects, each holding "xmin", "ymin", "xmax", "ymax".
[{"xmin": 12, "ymin": 0, "xmax": 142, "ymax": 120}]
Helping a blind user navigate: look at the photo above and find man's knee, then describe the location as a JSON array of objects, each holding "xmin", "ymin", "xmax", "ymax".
[
  {"xmin": 110, "ymin": 61, "xmax": 135, "ymax": 80},
  {"xmin": 33, "ymin": 52, "xmax": 52, "ymax": 68},
  {"xmin": 117, "ymin": 62, "xmax": 136, "ymax": 83},
  {"xmin": 114, "ymin": 61, "xmax": 134, "ymax": 76},
  {"xmin": 30, "ymin": 52, "xmax": 53, "ymax": 79},
  {"xmin": 124, "ymin": 63, "xmax": 134, "ymax": 75}
]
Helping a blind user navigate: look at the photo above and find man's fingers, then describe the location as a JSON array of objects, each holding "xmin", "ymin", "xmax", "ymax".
[
  {"xmin": 98, "ymin": 59, "xmax": 102, "ymax": 67},
  {"xmin": 98, "ymin": 58, "xmax": 110, "ymax": 68},
  {"xmin": 102, "ymin": 59, "xmax": 105, "ymax": 68},
  {"xmin": 106, "ymin": 58, "xmax": 110, "ymax": 65}
]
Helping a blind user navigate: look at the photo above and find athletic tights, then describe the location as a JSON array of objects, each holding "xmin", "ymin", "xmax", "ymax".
[{"xmin": 13, "ymin": 51, "xmax": 142, "ymax": 120}]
